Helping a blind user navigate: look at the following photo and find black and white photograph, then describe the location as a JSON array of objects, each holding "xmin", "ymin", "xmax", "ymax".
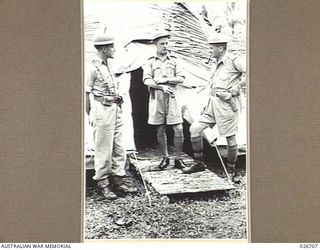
[{"xmin": 84, "ymin": 0, "xmax": 247, "ymax": 240}]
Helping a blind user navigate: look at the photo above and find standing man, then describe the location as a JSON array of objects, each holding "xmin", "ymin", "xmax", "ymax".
[
  {"xmin": 182, "ymin": 33, "xmax": 246, "ymax": 174},
  {"xmin": 143, "ymin": 31, "xmax": 186, "ymax": 170},
  {"xmin": 86, "ymin": 33, "xmax": 136, "ymax": 199}
]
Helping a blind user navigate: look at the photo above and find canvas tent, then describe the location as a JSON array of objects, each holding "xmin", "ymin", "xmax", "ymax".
[{"xmin": 84, "ymin": 1, "xmax": 247, "ymax": 156}]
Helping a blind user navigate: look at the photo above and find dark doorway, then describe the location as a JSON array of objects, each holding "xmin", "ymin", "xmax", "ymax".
[
  {"xmin": 129, "ymin": 68, "xmax": 192, "ymax": 152},
  {"xmin": 129, "ymin": 68, "xmax": 199, "ymax": 154},
  {"xmin": 129, "ymin": 67, "xmax": 157, "ymax": 149}
]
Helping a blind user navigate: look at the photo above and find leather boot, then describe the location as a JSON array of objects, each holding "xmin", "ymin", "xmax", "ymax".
[
  {"xmin": 100, "ymin": 186, "xmax": 118, "ymax": 200},
  {"xmin": 158, "ymin": 157, "xmax": 170, "ymax": 170},
  {"xmin": 98, "ymin": 179, "xmax": 117, "ymax": 200},
  {"xmin": 174, "ymin": 159, "xmax": 188, "ymax": 169},
  {"xmin": 182, "ymin": 161, "xmax": 206, "ymax": 174},
  {"xmin": 111, "ymin": 176, "xmax": 138, "ymax": 194}
]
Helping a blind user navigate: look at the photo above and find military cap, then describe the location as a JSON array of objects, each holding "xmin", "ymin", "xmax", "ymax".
[
  {"xmin": 207, "ymin": 33, "xmax": 231, "ymax": 44},
  {"xmin": 153, "ymin": 31, "xmax": 171, "ymax": 41},
  {"xmin": 93, "ymin": 33, "xmax": 115, "ymax": 46}
]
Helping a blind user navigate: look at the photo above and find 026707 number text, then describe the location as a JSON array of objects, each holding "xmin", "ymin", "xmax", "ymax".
[{"xmin": 300, "ymin": 244, "xmax": 318, "ymax": 249}]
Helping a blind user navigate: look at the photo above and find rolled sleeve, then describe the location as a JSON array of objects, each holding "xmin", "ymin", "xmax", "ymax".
[
  {"xmin": 233, "ymin": 55, "xmax": 246, "ymax": 73},
  {"xmin": 85, "ymin": 64, "xmax": 95, "ymax": 93},
  {"xmin": 142, "ymin": 60, "xmax": 153, "ymax": 83},
  {"xmin": 175, "ymin": 60, "xmax": 185, "ymax": 78}
]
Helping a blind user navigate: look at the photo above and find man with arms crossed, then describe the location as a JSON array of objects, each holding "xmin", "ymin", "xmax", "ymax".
[{"xmin": 143, "ymin": 31, "xmax": 187, "ymax": 170}]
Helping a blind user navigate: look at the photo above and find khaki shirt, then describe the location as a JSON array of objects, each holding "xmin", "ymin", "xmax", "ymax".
[
  {"xmin": 143, "ymin": 54, "xmax": 184, "ymax": 82},
  {"xmin": 86, "ymin": 56, "xmax": 118, "ymax": 96},
  {"xmin": 210, "ymin": 53, "xmax": 246, "ymax": 92},
  {"xmin": 201, "ymin": 53, "xmax": 246, "ymax": 136},
  {"xmin": 142, "ymin": 54, "xmax": 185, "ymax": 125}
]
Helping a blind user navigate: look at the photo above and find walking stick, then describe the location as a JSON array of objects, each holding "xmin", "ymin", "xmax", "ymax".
[
  {"xmin": 202, "ymin": 129, "xmax": 232, "ymax": 183},
  {"xmin": 210, "ymin": 141, "xmax": 232, "ymax": 184},
  {"xmin": 131, "ymin": 151, "xmax": 152, "ymax": 205}
]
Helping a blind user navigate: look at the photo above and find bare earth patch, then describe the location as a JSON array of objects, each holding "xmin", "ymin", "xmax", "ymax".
[{"xmin": 85, "ymin": 161, "xmax": 247, "ymax": 240}]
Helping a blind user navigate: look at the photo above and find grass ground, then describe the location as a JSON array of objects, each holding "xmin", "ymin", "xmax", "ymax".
[{"xmin": 85, "ymin": 153, "xmax": 247, "ymax": 240}]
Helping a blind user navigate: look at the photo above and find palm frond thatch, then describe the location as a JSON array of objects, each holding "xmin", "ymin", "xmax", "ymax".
[{"xmin": 84, "ymin": 2, "xmax": 246, "ymax": 86}]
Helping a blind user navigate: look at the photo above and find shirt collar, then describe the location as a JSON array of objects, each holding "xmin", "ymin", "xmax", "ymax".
[
  {"xmin": 154, "ymin": 52, "xmax": 171, "ymax": 61},
  {"xmin": 217, "ymin": 53, "xmax": 227, "ymax": 65},
  {"xmin": 95, "ymin": 55, "xmax": 108, "ymax": 65}
]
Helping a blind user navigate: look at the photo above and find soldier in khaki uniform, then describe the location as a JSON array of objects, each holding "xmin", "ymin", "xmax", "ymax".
[
  {"xmin": 86, "ymin": 33, "xmax": 137, "ymax": 199},
  {"xmin": 143, "ymin": 32, "xmax": 187, "ymax": 170},
  {"xmin": 182, "ymin": 33, "xmax": 246, "ymax": 174}
]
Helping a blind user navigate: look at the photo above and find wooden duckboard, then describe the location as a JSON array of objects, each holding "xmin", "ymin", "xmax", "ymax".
[
  {"xmin": 130, "ymin": 148, "xmax": 234, "ymax": 195},
  {"xmin": 85, "ymin": 145, "xmax": 246, "ymax": 170}
]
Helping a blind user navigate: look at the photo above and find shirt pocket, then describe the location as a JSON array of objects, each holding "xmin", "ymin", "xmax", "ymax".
[
  {"xmin": 166, "ymin": 65, "xmax": 175, "ymax": 77},
  {"xmin": 95, "ymin": 70, "xmax": 105, "ymax": 82},
  {"xmin": 153, "ymin": 66, "xmax": 162, "ymax": 78}
]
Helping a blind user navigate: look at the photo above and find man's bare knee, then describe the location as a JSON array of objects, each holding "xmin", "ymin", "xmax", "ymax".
[
  {"xmin": 172, "ymin": 124, "xmax": 183, "ymax": 137},
  {"xmin": 226, "ymin": 135, "xmax": 237, "ymax": 147},
  {"xmin": 157, "ymin": 125, "xmax": 166, "ymax": 136},
  {"xmin": 190, "ymin": 122, "xmax": 204, "ymax": 137}
]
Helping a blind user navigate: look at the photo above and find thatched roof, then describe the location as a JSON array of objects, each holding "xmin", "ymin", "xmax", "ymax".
[{"xmin": 84, "ymin": 2, "xmax": 246, "ymax": 87}]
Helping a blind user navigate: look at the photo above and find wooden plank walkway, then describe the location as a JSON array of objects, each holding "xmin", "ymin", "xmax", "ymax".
[
  {"xmin": 130, "ymin": 148, "xmax": 234, "ymax": 195},
  {"xmin": 86, "ymin": 145, "xmax": 246, "ymax": 170}
]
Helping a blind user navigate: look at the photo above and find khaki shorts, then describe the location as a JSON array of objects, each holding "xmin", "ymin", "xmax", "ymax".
[
  {"xmin": 148, "ymin": 89, "xmax": 183, "ymax": 125},
  {"xmin": 198, "ymin": 96, "xmax": 240, "ymax": 137}
]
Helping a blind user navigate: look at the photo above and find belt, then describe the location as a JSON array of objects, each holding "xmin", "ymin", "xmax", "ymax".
[
  {"xmin": 93, "ymin": 95, "xmax": 123, "ymax": 106},
  {"xmin": 93, "ymin": 95, "xmax": 110, "ymax": 102},
  {"xmin": 211, "ymin": 89, "xmax": 240, "ymax": 98}
]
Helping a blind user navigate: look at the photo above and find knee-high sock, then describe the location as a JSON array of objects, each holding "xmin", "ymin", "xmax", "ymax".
[
  {"xmin": 174, "ymin": 135, "xmax": 184, "ymax": 159},
  {"xmin": 157, "ymin": 129, "xmax": 168, "ymax": 157},
  {"xmin": 190, "ymin": 136, "xmax": 203, "ymax": 161},
  {"xmin": 227, "ymin": 144, "xmax": 238, "ymax": 164}
]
